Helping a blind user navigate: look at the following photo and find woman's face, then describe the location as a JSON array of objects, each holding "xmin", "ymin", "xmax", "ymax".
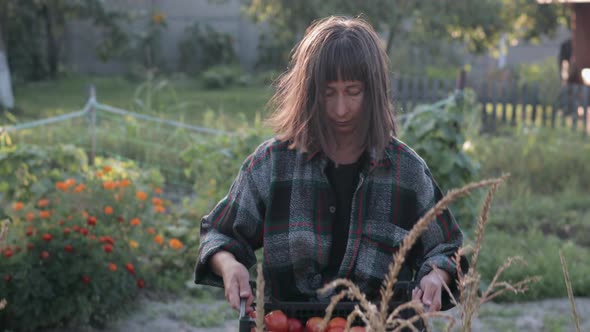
[{"xmin": 324, "ymin": 80, "xmax": 365, "ymax": 139}]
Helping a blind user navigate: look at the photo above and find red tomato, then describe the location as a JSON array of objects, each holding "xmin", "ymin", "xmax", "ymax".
[
  {"xmin": 327, "ymin": 317, "xmax": 346, "ymax": 329},
  {"xmin": 287, "ymin": 318, "xmax": 303, "ymax": 332},
  {"xmin": 264, "ymin": 310, "xmax": 288, "ymax": 332},
  {"xmin": 305, "ymin": 317, "xmax": 324, "ymax": 332},
  {"xmin": 350, "ymin": 327, "xmax": 366, "ymax": 332}
]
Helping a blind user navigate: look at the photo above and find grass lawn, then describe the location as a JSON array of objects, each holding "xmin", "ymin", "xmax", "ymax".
[{"xmin": 10, "ymin": 74, "xmax": 273, "ymax": 125}]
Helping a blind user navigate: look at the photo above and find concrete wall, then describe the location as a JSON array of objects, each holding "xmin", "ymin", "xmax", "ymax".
[{"xmin": 62, "ymin": 0, "xmax": 262, "ymax": 74}]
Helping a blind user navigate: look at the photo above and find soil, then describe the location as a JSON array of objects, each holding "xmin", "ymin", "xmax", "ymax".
[{"xmin": 50, "ymin": 295, "xmax": 590, "ymax": 332}]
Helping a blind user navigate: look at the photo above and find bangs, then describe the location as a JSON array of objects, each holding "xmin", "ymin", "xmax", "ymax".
[{"xmin": 318, "ymin": 34, "xmax": 368, "ymax": 83}]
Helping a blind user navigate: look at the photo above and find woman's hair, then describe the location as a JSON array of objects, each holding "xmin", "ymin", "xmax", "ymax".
[{"xmin": 266, "ymin": 16, "xmax": 396, "ymax": 158}]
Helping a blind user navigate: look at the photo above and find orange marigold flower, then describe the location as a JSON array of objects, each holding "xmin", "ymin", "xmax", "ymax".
[
  {"xmin": 26, "ymin": 212, "xmax": 35, "ymax": 222},
  {"xmin": 40, "ymin": 251, "xmax": 50, "ymax": 259},
  {"xmin": 103, "ymin": 181, "xmax": 117, "ymax": 190},
  {"xmin": 65, "ymin": 178, "xmax": 76, "ymax": 187},
  {"xmin": 108, "ymin": 263, "xmax": 117, "ymax": 271},
  {"xmin": 169, "ymin": 238, "xmax": 184, "ymax": 250},
  {"xmin": 41, "ymin": 233, "xmax": 52, "ymax": 242},
  {"xmin": 89, "ymin": 234, "xmax": 97, "ymax": 241},
  {"xmin": 26, "ymin": 227, "xmax": 34, "ymax": 236},
  {"xmin": 82, "ymin": 275, "xmax": 91, "ymax": 284},
  {"xmin": 154, "ymin": 205, "xmax": 166, "ymax": 213},
  {"xmin": 128, "ymin": 240, "xmax": 139, "ymax": 249},
  {"xmin": 64, "ymin": 245, "xmax": 74, "ymax": 253},
  {"xmin": 37, "ymin": 199, "xmax": 49, "ymax": 208},
  {"xmin": 80, "ymin": 228, "xmax": 89, "ymax": 236},
  {"xmin": 154, "ymin": 187, "xmax": 162, "ymax": 194},
  {"xmin": 12, "ymin": 201, "xmax": 24, "ymax": 211},
  {"xmin": 154, "ymin": 235, "xmax": 164, "ymax": 245},
  {"xmin": 130, "ymin": 218, "xmax": 141, "ymax": 226},
  {"xmin": 55, "ymin": 181, "xmax": 69, "ymax": 191},
  {"xmin": 103, "ymin": 165, "xmax": 112, "ymax": 173},
  {"xmin": 136, "ymin": 191, "xmax": 148, "ymax": 201},
  {"xmin": 137, "ymin": 278, "xmax": 145, "ymax": 288},
  {"xmin": 63, "ymin": 227, "xmax": 71, "ymax": 235},
  {"xmin": 3, "ymin": 249, "xmax": 13, "ymax": 258},
  {"xmin": 146, "ymin": 227, "xmax": 155, "ymax": 235},
  {"xmin": 152, "ymin": 13, "xmax": 165, "ymax": 25},
  {"xmin": 39, "ymin": 210, "xmax": 51, "ymax": 219},
  {"xmin": 96, "ymin": 170, "xmax": 103, "ymax": 178},
  {"xmin": 104, "ymin": 206, "xmax": 113, "ymax": 215},
  {"xmin": 82, "ymin": 211, "xmax": 89, "ymax": 218},
  {"xmin": 151, "ymin": 197, "xmax": 163, "ymax": 206},
  {"xmin": 103, "ymin": 244, "xmax": 113, "ymax": 253},
  {"xmin": 73, "ymin": 184, "xmax": 86, "ymax": 193},
  {"xmin": 120, "ymin": 179, "xmax": 131, "ymax": 187}
]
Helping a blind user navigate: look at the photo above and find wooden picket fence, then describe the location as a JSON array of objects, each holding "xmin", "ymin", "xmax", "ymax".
[{"xmin": 392, "ymin": 73, "xmax": 590, "ymax": 135}]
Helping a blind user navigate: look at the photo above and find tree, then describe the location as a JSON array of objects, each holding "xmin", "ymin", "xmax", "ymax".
[
  {"xmin": 0, "ymin": 0, "xmax": 127, "ymax": 81},
  {"xmin": 0, "ymin": 24, "xmax": 14, "ymax": 109},
  {"xmin": 243, "ymin": 0, "xmax": 568, "ymax": 68}
]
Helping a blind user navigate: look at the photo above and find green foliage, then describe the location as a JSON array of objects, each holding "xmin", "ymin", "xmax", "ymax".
[
  {"xmin": 399, "ymin": 90, "xmax": 481, "ymax": 227},
  {"xmin": 0, "ymin": 160, "xmax": 187, "ymax": 330},
  {"xmin": 243, "ymin": 0, "xmax": 568, "ymax": 68},
  {"xmin": 178, "ymin": 23, "xmax": 237, "ymax": 74},
  {"xmin": 0, "ymin": 144, "xmax": 88, "ymax": 203},
  {"xmin": 476, "ymin": 229, "xmax": 590, "ymax": 301},
  {"xmin": 473, "ymin": 128, "xmax": 590, "ymax": 195},
  {"xmin": 0, "ymin": 0, "xmax": 127, "ymax": 81},
  {"xmin": 200, "ymin": 65, "xmax": 245, "ymax": 89},
  {"xmin": 122, "ymin": 11, "xmax": 168, "ymax": 71},
  {"xmin": 515, "ymin": 57, "xmax": 562, "ymax": 105}
]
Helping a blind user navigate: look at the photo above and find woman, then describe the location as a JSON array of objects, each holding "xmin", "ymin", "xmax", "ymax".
[{"xmin": 194, "ymin": 16, "xmax": 465, "ymax": 315}]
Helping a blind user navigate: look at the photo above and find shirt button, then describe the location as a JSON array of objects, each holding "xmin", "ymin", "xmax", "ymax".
[{"xmin": 329, "ymin": 206, "xmax": 336, "ymax": 214}]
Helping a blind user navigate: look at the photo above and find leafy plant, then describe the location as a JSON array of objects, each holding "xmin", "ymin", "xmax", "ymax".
[
  {"xmin": 399, "ymin": 90, "xmax": 481, "ymax": 228},
  {"xmin": 178, "ymin": 23, "xmax": 237, "ymax": 74}
]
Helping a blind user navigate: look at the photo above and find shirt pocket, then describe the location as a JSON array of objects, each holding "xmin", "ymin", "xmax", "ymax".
[{"xmin": 362, "ymin": 219, "xmax": 409, "ymax": 252}]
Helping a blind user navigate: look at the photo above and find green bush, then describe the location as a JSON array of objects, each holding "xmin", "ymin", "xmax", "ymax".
[
  {"xmin": 0, "ymin": 156, "xmax": 190, "ymax": 330},
  {"xmin": 400, "ymin": 90, "xmax": 481, "ymax": 228},
  {"xmin": 201, "ymin": 65, "xmax": 244, "ymax": 90},
  {"xmin": 515, "ymin": 57, "xmax": 561, "ymax": 105},
  {"xmin": 178, "ymin": 23, "xmax": 237, "ymax": 74}
]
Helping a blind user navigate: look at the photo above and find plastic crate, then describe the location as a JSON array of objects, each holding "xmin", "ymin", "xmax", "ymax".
[{"xmin": 238, "ymin": 281, "xmax": 421, "ymax": 332}]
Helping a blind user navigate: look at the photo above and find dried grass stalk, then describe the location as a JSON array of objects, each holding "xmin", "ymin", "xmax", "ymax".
[
  {"xmin": 379, "ymin": 177, "xmax": 507, "ymax": 320},
  {"xmin": 255, "ymin": 263, "xmax": 265, "ymax": 332},
  {"xmin": 560, "ymin": 250, "xmax": 581, "ymax": 332}
]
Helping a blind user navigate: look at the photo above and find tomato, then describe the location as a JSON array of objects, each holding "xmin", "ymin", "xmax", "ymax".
[
  {"xmin": 327, "ymin": 317, "xmax": 346, "ymax": 329},
  {"xmin": 287, "ymin": 318, "xmax": 304, "ymax": 332},
  {"xmin": 305, "ymin": 317, "xmax": 324, "ymax": 332},
  {"xmin": 349, "ymin": 327, "xmax": 366, "ymax": 332},
  {"xmin": 264, "ymin": 310, "xmax": 289, "ymax": 332}
]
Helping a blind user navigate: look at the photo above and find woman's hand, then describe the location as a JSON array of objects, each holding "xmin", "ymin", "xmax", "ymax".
[
  {"xmin": 412, "ymin": 268, "xmax": 451, "ymax": 312},
  {"xmin": 210, "ymin": 251, "xmax": 253, "ymax": 313}
]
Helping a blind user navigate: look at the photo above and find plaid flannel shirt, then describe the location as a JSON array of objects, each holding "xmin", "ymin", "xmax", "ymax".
[{"xmin": 195, "ymin": 137, "xmax": 464, "ymax": 302}]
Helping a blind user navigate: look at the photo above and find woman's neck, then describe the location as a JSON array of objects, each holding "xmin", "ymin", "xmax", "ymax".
[{"xmin": 326, "ymin": 137, "xmax": 365, "ymax": 165}]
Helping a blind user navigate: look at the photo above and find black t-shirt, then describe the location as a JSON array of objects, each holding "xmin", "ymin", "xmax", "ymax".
[{"xmin": 324, "ymin": 155, "xmax": 364, "ymax": 276}]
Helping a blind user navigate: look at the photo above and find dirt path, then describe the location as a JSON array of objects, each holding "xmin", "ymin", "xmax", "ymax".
[{"xmin": 52, "ymin": 296, "xmax": 590, "ymax": 332}]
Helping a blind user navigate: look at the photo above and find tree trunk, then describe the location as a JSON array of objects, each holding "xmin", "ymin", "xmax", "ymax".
[
  {"xmin": 0, "ymin": 25, "xmax": 15, "ymax": 109},
  {"xmin": 41, "ymin": 3, "xmax": 59, "ymax": 79}
]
